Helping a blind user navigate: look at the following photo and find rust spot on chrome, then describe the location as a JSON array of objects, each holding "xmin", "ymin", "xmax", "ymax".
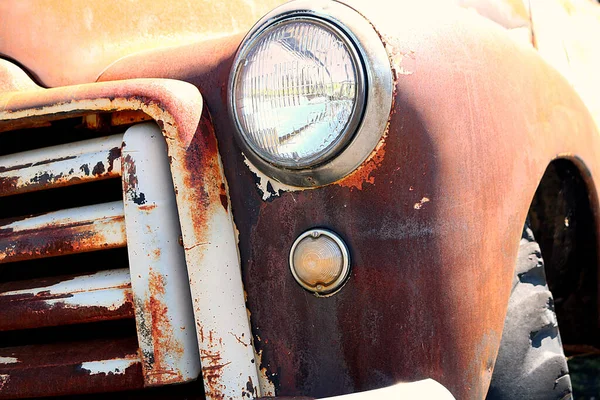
[
  {"xmin": 200, "ymin": 346, "xmax": 229, "ymax": 400},
  {"xmin": 0, "ymin": 176, "xmax": 18, "ymax": 196},
  {"xmin": 138, "ymin": 204, "xmax": 157, "ymax": 212}
]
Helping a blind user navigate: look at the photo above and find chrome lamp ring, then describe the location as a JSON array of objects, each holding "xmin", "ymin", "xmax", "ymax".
[{"xmin": 228, "ymin": 0, "xmax": 393, "ymax": 187}]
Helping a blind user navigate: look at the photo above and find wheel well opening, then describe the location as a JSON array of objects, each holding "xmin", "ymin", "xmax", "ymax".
[{"xmin": 528, "ymin": 158, "xmax": 599, "ymax": 351}]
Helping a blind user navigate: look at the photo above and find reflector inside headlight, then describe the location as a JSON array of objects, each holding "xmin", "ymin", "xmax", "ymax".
[{"xmin": 231, "ymin": 17, "xmax": 365, "ymax": 169}]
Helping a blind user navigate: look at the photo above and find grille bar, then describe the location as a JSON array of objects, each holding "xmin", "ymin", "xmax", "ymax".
[
  {"xmin": 0, "ymin": 134, "xmax": 123, "ymax": 197},
  {"xmin": 0, "ymin": 337, "xmax": 143, "ymax": 399},
  {"xmin": 0, "ymin": 269, "xmax": 134, "ymax": 331},
  {"xmin": 122, "ymin": 123, "xmax": 200, "ymax": 386},
  {"xmin": 0, "ymin": 201, "xmax": 126, "ymax": 264}
]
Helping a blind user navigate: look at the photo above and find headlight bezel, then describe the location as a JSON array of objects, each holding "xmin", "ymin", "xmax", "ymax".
[
  {"xmin": 228, "ymin": 0, "xmax": 393, "ymax": 187},
  {"xmin": 231, "ymin": 15, "xmax": 367, "ymax": 170}
]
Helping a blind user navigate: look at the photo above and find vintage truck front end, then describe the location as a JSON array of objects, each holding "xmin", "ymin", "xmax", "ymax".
[{"xmin": 1, "ymin": 0, "xmax": 600, "ymax": 399}]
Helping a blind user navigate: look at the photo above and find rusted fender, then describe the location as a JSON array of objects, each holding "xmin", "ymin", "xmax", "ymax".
[{"xmin": 98, "ymin": 1, "xmax": 600, "ymax": 399}]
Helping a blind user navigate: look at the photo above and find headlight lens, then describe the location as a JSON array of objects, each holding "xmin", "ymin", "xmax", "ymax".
[{"xmin": 231, "ymin": 17, "xmax": 365, "ymax": 169}]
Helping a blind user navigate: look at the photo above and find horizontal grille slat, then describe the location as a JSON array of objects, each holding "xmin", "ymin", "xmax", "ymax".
[
  {"xmin": 0, "ymin": 337, "xmax": 143, "ymax": 399},
  {"xmin": 0, "ymin": 269, "xmax": 133, "ymax": 331},
  {"xmin": 0, "ymin": 134, "xmax": 123, "ymax": 197},
  {"xmin": 0, "ymin": 201, "xmax": 126, "ymax": 264}
]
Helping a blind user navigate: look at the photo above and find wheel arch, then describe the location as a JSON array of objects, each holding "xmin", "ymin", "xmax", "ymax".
[{"xmin": 528, "ymin": 156, "xmax": 600, "ymax": 349}]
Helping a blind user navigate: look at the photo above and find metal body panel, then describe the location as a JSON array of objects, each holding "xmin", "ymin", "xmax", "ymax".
[
  {"xmin": 0, "ymin": 0, "xmax": 287, "ymax": 87},
  {"xmin": 0, "ymin": 269, "xmax": 134, "ymax": 331},
  {"xmin": 97, "ymin": 1, "xmax": 600, "ymax": 399},
  {"xmin": 0, "ymin": 78, "xmax": 261, "ymax": 398},
  {"xmin": 122, "ymin": 122, "xmax": 200, "ymax": 386},
  {"xmin": 0, "ymin": 201, "xmax": 126, "ymax": 264}
]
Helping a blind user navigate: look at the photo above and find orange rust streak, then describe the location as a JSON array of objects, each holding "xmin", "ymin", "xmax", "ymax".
[{"xmin": 142, "ymin": 270, "xmax": 184, "ymax": 385}]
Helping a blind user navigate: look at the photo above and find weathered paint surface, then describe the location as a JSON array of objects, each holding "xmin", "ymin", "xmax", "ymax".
[
  {"xmin": 0, "ymin": 134, "xmax": 123, "ymax": 197},
  {"xmin": 0, "ymin": 269, "xmax": 134, "ymax": 331},
  {"xmin": 0, "ymin": 201, "xmax": 126, "ymax": 264},
  {"xmin": 122, "ymin": 122, "xmax": 201, "ymax": 386},
  {"xmin": 0, "ymin": 338, "xmax": 143, "ymax": 398}
]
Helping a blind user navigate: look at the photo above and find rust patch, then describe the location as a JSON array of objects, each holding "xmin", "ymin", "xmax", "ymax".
[
  {"xmin": 138, "ymin": 269, "xmax": 185, "ymax": 385},
  {"xmin": 200, "ymin": 347, "xmax": 230, "ymax": 399},
  {"xmin": 0, "ymin": 288, "xmax": 134, "ymax": 331},
  {"xmin": 110, "ymin": 110, "xmax": 151, "ymax": 126},
  {"xmin": 336, "ymin": 138, "xmax": 387, "ymax": 190},
  {"xmin": 0, "ymin": 214, "xmax": 126, "ymax": 264},
  {"xmin": 0, "ymin": 176, "xmax": 18, "ymax": 196},
  {"xmin": 138, "ymin": 204, "xmax": 157, "ymax": 212}
]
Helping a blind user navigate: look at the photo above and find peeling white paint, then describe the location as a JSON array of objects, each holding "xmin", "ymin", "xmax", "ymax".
[
  {"xmin": 43, "ymin": 287, "xmax": 130, "ymax": 311},
  {"xmin": 254, "ymin": 348, "xmax": 275, "ymax": 396},
  {"xmin": 0, "ymin": 269, "xmax": 131, "ymax": 298},
  {"xmin": 243, "ymin": 155, "xmax": 305, "ymax": 201},
  {"xmin": 414, "ymin": 197, "xmax": 431, "ymax": 210},
  {"xmin": 0, "ymin": 357, "xmax": 18, "ymax": 365},
  {"xmin": 79, "ymin": 358, "xmax": 138, "ymax": 376},
  {"xmin": 0, "ymin": 374, "xmax": 8, "ymax": 390}
]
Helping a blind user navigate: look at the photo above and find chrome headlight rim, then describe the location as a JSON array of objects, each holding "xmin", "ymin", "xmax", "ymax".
[
  {"xmin": 230, "ymin": 15, "xmax": 367, "ymax": 170},
  {"xmin": 228, "ymin": 0, "xmax": 393, "ymax": 187}
]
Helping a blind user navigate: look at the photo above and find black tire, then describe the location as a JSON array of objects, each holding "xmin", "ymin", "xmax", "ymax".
[{"xmin": 486, "ymin": 223, "xmax": 573, "ymax": 400}]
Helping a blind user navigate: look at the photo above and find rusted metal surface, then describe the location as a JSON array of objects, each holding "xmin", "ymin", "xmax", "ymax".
[
  {"xmin": 0, "ymin": 269, "xmax": 133, "ymax": 331},
  {"xmin": 2, "ymin": 1, "xmax": 599, "ymax": 398},
  {"xmin": 111, "ymin": 110, "xmax": 152, "ymax": 127},
  {"xmin": 0, "ymin": 134, "xmax": 122, "ymax": 197},
  {"xmin": 0, "ymin": 337, "xmax": 143, "ymax": 398},
  {"xmin": 0, "ymin": 201, "xmax": 126, "ymax": 264},
  {"xmin": 97, "ymin": 1, "xmax": 600, "ymax": 398},
  {"xmin": 0, "ymin": 76, "xmax": 260, "ymax": 398},
  {"xmin": 122, "ymin": 122, "xmax": 200, "ymax": 386}
]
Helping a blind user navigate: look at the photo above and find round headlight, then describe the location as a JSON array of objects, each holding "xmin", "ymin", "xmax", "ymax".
[
  {"xmin": 231, "ymin": 17, "xmax": 364, "ymax": 169},
  {"xmin": 229, "ymin": 1, "xmax": 393, "ymax": 187}
]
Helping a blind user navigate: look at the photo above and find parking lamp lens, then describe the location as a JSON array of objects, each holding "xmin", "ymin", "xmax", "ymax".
[{"xmin": 232, "ymin": 18, "xmax": 364, "ymax": 168}]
